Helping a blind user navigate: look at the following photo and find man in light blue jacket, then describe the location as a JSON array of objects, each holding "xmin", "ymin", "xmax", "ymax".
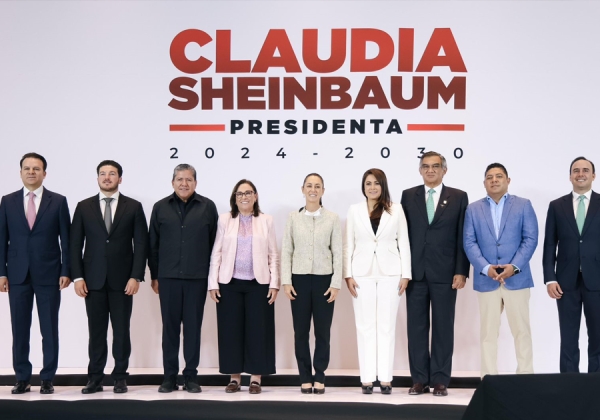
[{"xmin": 463, "ymin": 163, "xmax": 538, "ymax": 378}]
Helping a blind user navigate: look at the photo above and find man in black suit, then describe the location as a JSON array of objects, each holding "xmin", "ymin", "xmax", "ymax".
[
  {"xmin": 71, "ymin": 160, "xmax": 148, "ymax": 394},
  {"xmin": 543, "ymin": 156, "xmax": 600, "ymax": 373},
  {"xmin": 0, "ymin": 152, "xmax": 71, "ymax": 395},
  {"xmin": 401, "ymin": 151, "xmax": 469, "ymax": 396},
  {"xmin": 149, "ymin": 163, "xmax": 218, "ymax": 393}
]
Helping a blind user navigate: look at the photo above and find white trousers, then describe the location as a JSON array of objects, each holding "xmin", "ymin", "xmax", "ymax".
[
  {"xmin": 352, "ymin": 276, "xmax": 401, "ymax": 383},
  {"xmin": 477, "ymin": 285, "xmax": 533, "ymax": 378}
]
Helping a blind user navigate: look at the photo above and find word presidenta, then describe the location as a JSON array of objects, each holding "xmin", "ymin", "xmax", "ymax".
[{"xmin": 168, "ymin": 28, "xmax": 467, "ymax": 111}]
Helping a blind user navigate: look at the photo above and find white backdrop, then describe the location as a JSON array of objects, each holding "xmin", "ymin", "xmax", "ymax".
[{"xmin": 1, "ymin": 0, "xmax": 599, "ymax": 375}]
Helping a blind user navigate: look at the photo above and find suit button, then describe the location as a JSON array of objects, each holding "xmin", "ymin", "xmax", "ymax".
[
  {"xmin": 106, "ymin": 240, "xmax": 109, "ymax": 243},
  {"xmin": 309, "ymin": 257, "xmax": 312, "ymax": 260},
  {"xmin": 580, "ymin": 240, "xmax": 583, "ymax": 243},
  {"xmin": 497, "ymin": 243, "xmax": 500, "ymax": 247}
]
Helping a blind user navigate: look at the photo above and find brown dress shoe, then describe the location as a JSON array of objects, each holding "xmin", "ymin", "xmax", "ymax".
[
  {"xmin": 432, "ymin": 384, "xmax": 448, "ymax": 396},
  {"xmin": 408, "ymin": 383, "xmax": 430, "ymax": 395},
  {"xmin": 225, "ymin": 380, "xmax": 241, "ymax": 393},
  {"xmin": 249, "ymin": 381, "xmax": 262, "ymax": 394}
]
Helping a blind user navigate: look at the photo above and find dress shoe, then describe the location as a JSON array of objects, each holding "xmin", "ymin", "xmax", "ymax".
[
  {"xmin": 408, "ymin": 383, "xmax": 430, "ymax": 395},
  {"xmin": 380, "ymin": 384, "xmax": 392, "ymax": 395},
  {"xmin": 158, "ymin": 376, "xmax": 179, "ymax": 393},
  {"xmin": 249, "ymin": 381, "xmax": 262, "ymax": 394},
  {"xmin": 82, "ymin": 380, "xmax": 103, "ymax": 394},
  {"xmin": 40, "ymin": 380, "xmax": 54, "ymax": 394},
  {"xmin": 225, "ymin": 380, "xmax": 241, "ymax": 393},
  {"xmin": 313, "ymin": 387, "xmax": 325, "ymax": 395},
  {"xmin": 11, "ymin": 381, "xmax": 31, "ymax": 394},
  {"xmin": 183, "ymin": 376, "xmax": 202, "ymax": 393},
  {"xmin": 432, "ymin": 383, "xmax": 448, "ymax": 396},
  {"xmin": 300, "ymin": 386, "xmax": 313, "ymax": 394},
  {"xmin": 113, "ymin": 379, "xmax": 128, "ymax": 394},
  {"xmin": 361, "ymin": 384, "xmax": 373, "ymax": 394}
]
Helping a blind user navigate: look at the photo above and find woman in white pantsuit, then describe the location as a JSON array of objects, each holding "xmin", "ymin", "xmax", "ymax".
[{"xmin": 344, "ymin": 168, "xmax": 411, "ymax": 395}]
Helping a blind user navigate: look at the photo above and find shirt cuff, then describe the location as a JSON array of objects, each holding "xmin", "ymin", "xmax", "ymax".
[
  {"xmin": 546, "ymin": 281, "xmax": 558, "ymax": 285},
  {"xmin": 73, "ymin": 278, "xmax": 84, "ymax": 282},
  {"xmin": 482, "ymin": 264, "xmax": 491, "ymax": 276}
]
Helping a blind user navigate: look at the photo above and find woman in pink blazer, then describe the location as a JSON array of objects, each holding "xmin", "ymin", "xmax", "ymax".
[{"xmin": 208, "ymin": 179, "xmax": 280, "ymax": 394}]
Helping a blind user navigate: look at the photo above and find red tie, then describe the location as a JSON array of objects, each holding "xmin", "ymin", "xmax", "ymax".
[{"xmin": 27, "ymin": 192, "xmax": 36, "ymax": 230}]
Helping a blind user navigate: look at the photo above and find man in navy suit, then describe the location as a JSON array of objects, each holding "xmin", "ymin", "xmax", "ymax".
[
  {"xmin": 463, "ymin": 163, "xmax": 538, "ymax": 377},
  {"xmin": 543, "ymin": 156, "xmax": 600, "ymax": 373},
  {"xmin": 0, "ymin": 153, "xmax": 71, "ymax": 394}
]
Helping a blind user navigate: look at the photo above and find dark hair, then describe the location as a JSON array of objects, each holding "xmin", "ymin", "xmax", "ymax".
[
  {"xmin": 570, "ymin": 156, "xmax": 595, "ymax": 174},
  {"xmin": 361, "ymin": 168, "xmax": 392, "ymax": 219},
  {"xmin": 97, "ymin": 160, "xmax": 123, "ymax": 177},
  {"xmin": 302, "ymin": 173, "xmax": 324, "ymax": 208},
  {"xmin": 419, "ymin": 151, "xmax": 447, "ymax": 170},
  {"xmin": 485, "ymin": 163, "xmax": 508, "ymax": 177},
  {"xmin": 172, "ymin": 164, "xmax": 197, "ymax": 181},
  {"xmin": 230, "ymin": 179, "xmax": 261, "ymax": 218},
  {"xmin": 20, "ymin": 153, "xmax": 47, "ymax": 171}
]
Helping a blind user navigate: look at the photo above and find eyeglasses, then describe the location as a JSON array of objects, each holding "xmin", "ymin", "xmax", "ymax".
[
  {"xmin": 420, "ymin": 164, "xmax": 442, "ymax": 171},
  {"xmin": 235, "ymin": 191, "xmax": 255, "ymax": 198}
]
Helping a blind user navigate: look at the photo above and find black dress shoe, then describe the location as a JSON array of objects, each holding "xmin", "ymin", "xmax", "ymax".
[
  {"xmin": 113, "ymin": 379, "xmax": 128, "ymax": 394},
  {"xmin": 40, "ymin": 380, "xmax": 54, "ymax": 394},
  {"xmin": 361, "ymin": 384, "xmax": 373, "ymax": 394},
  {"xmin": 11, "ymin": 381, "xmax": 31, "ymax": 394},
  {"xmin": 82, "ymin": 380, "xmax": 103, "ymax": 394},
  {"xmin": 408, "ymin": 383, "xmax": 430, "ymax": 395},
  {"xmin": 380, "ymin": 385, "xmax": 392, "ymax": 395},
  {"xmin": 183, "ymin": 376, "xmax": 202, "ymax": 393},
  {"xmin": 300, "ymin": 386, "xmax": 313, "ymax": 394},
  {"xmin": 432, "ymin": 383, "xmax": 448, "ymax": 396},
  {"xmin": 158, "ymin": 376, "xmax": 179, "ymax": 393},
  {"xmin": 313, "ymin": 387, "xmax": 325, "ymax": 395}
]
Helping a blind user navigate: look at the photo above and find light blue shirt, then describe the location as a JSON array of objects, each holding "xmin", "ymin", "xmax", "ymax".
[{"xmin": 482, "ymin": 193, "xmax": 508, "ymax": 276}]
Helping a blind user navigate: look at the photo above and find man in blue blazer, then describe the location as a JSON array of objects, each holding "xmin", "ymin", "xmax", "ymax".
[
  {"xmin": 463, "ymin": 163, "xmax": 538, "ymax": 377},
  {"xmin": 0, "ymin": 153, "xmax": 71, "ymax": 394},
  {"xmin": 543, "ymin": 156, "xmax": 600, "ymax": 373}
]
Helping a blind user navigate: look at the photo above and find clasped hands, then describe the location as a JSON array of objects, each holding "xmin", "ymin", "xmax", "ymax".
[{"xmin": 487, "ymin": 264, "xmax": 515, "ymax": 284}]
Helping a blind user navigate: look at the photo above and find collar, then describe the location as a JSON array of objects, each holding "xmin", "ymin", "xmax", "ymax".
[
  {"xmin": 572, "ymin": 190, "xmax": 592, "ymax": 202},
  {"xmin": 486, "ymin": 193, "xmax": 509, "ymax": 205},
  {"xmin": 424, "ymin": 183, "xmax": 442, "ymax": 194},
  {"xmin": 23, "ymin": 185, "xmax": 44, "ymax": 198},
  {"xmin": 99, "ymin": 191, "xmax": 120, "ymax": 202},
  {"xmin": 170, "ymin": 191, "xmax": 198, "ymax": 203},
  {"xmin": 304, "ymin": 207, "xmax": 322, "ymax": 216}
]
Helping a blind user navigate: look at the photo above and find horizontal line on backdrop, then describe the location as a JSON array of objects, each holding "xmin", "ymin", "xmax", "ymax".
[
  {"xmin": 406, "ymin": 124, "xmax": 465, "ymax": 131},
  {"xmin": 170, "ymin": 124, "xmax": 226, "ymax": 132}
]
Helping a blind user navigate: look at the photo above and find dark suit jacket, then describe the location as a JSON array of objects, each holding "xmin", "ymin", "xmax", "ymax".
[
  {"xmin": 543, "ymin": 191, "xmax": 600, "ymax": 291},
  {"xmin": 149, "ymin": 192, "xmax": 218, "ymax": 280},
  {"xmin": 401, "ymin": 184, "xmax": 469, "ymax": 283},
  {"xmin": 0, "ymin": 187, "xmax": 70, "ymax": 285},
  {"xmin": 70, "ymin": 193, "xmax": 149, "ymax": 291}
]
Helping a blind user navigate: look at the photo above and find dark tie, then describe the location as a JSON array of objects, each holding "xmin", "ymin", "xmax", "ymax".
[{"xmin": 103, "ymin": 197, "xmax": 114, "ymax": 233}]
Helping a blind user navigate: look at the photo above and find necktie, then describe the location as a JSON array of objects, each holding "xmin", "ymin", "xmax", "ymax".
[
  {"xmin": 104, "ymin": 197, "xmax": 114, "ymax": 233},
  {"xmin": 426, "ymin": 189, "xmax": 436, "ymax": 224},
  {"xmin": 576, "ymin": 195, "xmax": 586, "ymax": 234},
  {"xmin": 27, "ymin": 192, "xmax": 36, "ymax": 230}
]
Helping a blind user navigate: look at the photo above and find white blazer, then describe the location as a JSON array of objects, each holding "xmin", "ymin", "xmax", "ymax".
[{"xmin": 343, "ymin": 202, "xmax": 412, "ymax": 279}]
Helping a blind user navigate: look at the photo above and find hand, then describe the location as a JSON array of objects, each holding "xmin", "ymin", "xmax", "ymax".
[
  {"xmin": 495, "ymin": 264, "xmax": 515, "ymax": 283},
  {"xmin": 0, "ymin": 277, "xmax": 8, "ymax": 293},
  {"xmin": 398, "ymin": 278, "xmax": 409, "ymax": 296},
  {"xmin": 267, "ymin": 288, "xmax": 278, "ymax": 304},
  {"xmin": 452, "ymin": 275, "xmax": 467, "ymax": 290},
  {"xmin": 74, "ymin": 280, "xmax": 88, "ymax": 297},
  {"xmin": 547, "ymin": 283, "xmax": 563, "ymax": 299},
  {"xmin": 151, "ymin": 279, "xmax": 159, "ymax": 295},
  {"xmin": 284, "ymin": 284, "xmax": 297, "ymax": 300},
  {"xmin": 124, "ymin": 278, "xmax": 140, "ymax": 295},
  {"xmin": 345, "ymin": 277, "xmax": 359, "ymax": 298},
  {"xmin": 59, "ymin": 276, "xmax": 71, "ymax": 290},
  {"xmin": 324, "ymin": 287, "xmax": 339, "ymax": 303},
  {"xmin": 487, "ymin": 265, "xmax": 501, "ymax": 282},
  {"xmin": 210, "ymin": 289, "xmax": 221, "ymax": 303}
]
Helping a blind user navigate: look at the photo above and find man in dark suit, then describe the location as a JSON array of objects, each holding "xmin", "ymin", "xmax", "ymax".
[
  {"xmin": 543, "ymin": 156, "xmax": 600, "ymax": 373},
  {"xmin": 70, "ymin": 160, "xmax": 148, "ymax": 394},
  {"xmin": 0, "ymin": 152, "xmax": 71, "ymax": 395},
  {"xmin": 401, "ymin": 151, "xmax": 469, "ymax": 397},
  {"xmin": 149, "ymin": 163, "xmax": 218, "ymax": 393}
]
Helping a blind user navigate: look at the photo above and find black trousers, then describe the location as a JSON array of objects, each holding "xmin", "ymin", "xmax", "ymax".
[
  {"xmin": 406, "ymin": 278, "xmax": 457, "ymax": 387},
  {"xmin": 557, "ymin": 272, "xmax": 600, "ymax": 372},
  {"xmin": 85, "ymin": 281, "xmax": 133, "ymax": 381},
  {"xmin": 290, "ymin": 274, "xmax": 335, "ymax": 384},
  {"xmin": 9, "ymin": 274, "xmax": 61, "ymax": 381},
  {"xmin": 158, "ymin": 278, "xmax": 207, "ymax": 378},
  {"xmin": 217, "ymin": 279, "xmax": 275, "ymax": 375}
]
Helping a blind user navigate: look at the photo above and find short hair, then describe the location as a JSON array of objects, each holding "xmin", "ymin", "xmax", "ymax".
[
  {"xmin": 230, "ymin": 179, "xmax": 261, "ymax": 218},
  {"xmin": 570, "ymin": 156, "xmax": 595, "ymax": 174},
  {"xmin": 485, "ymin": 163, "xmax": 508, "ymax": 177},
  {"xmin": 419, "ymin": 151, "xmax": 447, "ymax": 170},
  {"xmin": 172, "ymin": 163, "xmax": 197, "ymax": 181},
  {"xmin": 97, "ymin": 160, "xmax": 123, "ymax": 177},
  {"xmin": 302, "ymin": 173, "xmax": 324, "ymax": 207},
  {"xmin": 361, "ymin": 168, "xmax": 392, "ymax": 219},
  {"xmin": 20, "ymin": 152, "xmax": 47, "ymax": 171}
]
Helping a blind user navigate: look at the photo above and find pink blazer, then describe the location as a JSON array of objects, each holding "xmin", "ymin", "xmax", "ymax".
[{"xmin": 208, "ymin": 212, "xmax": 280, "ymax": 290}]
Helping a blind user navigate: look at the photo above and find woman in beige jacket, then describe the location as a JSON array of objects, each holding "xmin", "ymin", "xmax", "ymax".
[{"xmin": 281, "ymin": 173, "xmax": 342, "ymax": 394}]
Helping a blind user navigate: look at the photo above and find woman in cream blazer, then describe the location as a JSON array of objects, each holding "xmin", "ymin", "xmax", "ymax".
[
  {"xmin": 344, "ymin": 168, "xmax": 411, "ymax": 394},
  {"xmin": 281, "ymin": 173, "xmax": 342, "ymax": 395},
  {"xmin": 208, "ymin": 179, "xmax": 279, "ymax": 395}
]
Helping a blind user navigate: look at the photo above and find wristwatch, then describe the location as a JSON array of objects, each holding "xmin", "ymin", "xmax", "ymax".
[{"xmin": 512, "ymin": 265, "xmax": 521, "ymax": 275}]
